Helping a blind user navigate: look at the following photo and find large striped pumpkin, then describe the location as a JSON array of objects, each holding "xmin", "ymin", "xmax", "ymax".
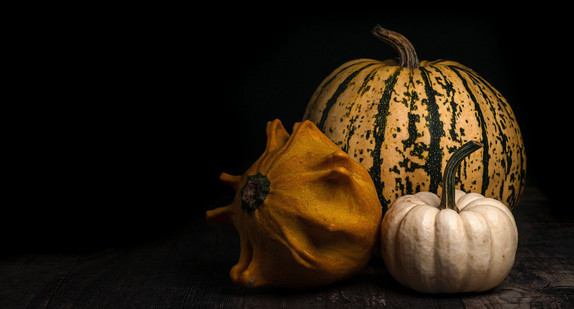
[{"xmin": 303, "ymin": 25, "xmax": 526, "ymax": 212}]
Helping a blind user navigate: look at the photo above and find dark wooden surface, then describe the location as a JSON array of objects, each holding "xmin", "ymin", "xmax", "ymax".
[{"xmin": 2, "ymin": 180, "xmax": 573, "ymax": 308}]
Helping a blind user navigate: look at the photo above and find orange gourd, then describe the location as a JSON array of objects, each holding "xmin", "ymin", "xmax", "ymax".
[{"xmin": 206, "ymin": 119, "xmax": 382, "ymax": 288}]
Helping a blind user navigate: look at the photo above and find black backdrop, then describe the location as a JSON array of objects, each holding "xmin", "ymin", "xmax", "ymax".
[{"xmin": 5, "ymin": 10, "xmax": 570, "ymax": 253}]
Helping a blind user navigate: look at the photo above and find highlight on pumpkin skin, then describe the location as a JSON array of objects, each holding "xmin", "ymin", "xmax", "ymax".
[{"xmin": 206, "ymin": 119, "xmax": 382, "ymax": 288}]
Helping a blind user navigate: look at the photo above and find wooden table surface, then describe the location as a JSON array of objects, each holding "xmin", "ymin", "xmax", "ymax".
[{"xmin": 2, "ymin": 180, "xmax": 573, "ymax": 308}]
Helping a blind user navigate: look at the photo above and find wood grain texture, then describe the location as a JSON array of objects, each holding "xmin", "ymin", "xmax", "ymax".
[{"xmin": 1, "ymin": 180, "xmax": 573, "ymax": 308}]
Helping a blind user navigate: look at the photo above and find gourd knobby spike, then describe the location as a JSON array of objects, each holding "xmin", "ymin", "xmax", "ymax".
[
  {"xmin": 205, "ymin": 204, "xmax": 233, "ymax": 226},
  {"xmin": 265, "ymin": 119, "xmax": 290, "ymax": 153},
  {"xmin": 321, "ymin": 149, "xmax": 354, "ymax": 184},
  {"xmin": 219, "ymin": 172, "xmax": 242, "ymax": 190}
]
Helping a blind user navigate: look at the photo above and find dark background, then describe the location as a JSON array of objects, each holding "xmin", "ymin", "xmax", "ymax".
[{"xmin": 4, "ymin": 10, "xmax": 570, "ymax": 253}]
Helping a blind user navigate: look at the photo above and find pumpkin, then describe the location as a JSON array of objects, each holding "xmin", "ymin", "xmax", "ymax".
[
  {"xmin": 380, "ymin": 141, "xmax": 518, "ymax": 293},
  {"xmin": 206, "ymin": 119, "xmax": 382, "ymax": 288},
  {"xmin": 303, "ymin": 25, "xmax": 526, "ymax": 212}
]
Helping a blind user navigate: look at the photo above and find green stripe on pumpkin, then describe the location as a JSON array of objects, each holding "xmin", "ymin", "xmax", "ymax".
[
  {"xmin": 318, "ymin": 63, "xmax": 377, "ymax": 130},
  {"xmin": 419, "ymin": 67, "xmax": 445, "ymax": 193},
  {"xmin": 305, "ymin": 60, "xmax": 373, "ymax": 119},
  {"xmin": 370, "ymin": 67, "xmax": 402, "ymax": 209},
  {"xmin": 447, "ymin": 65, "xmax": 490, "ymax": 195}
]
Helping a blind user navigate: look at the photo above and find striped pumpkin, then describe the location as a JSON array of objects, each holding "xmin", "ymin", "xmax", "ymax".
[{"xmin": 303, "ymin": 25, "xmax": 526, "ymax": 212}]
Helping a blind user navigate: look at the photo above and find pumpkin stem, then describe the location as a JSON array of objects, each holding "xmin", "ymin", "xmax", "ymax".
[
  {"xmin": 241, "ymin": 173, "xmax": 270, "ymax": 213},
  {"xmin": 439, "ymin": 141, "xmax": 483, "ymax": 212},
  {"xmin": 371, "ymin": 25, "xmax": 420, "ymax": 69}
]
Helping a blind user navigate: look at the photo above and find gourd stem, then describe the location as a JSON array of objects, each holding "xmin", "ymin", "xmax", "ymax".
[
  {"xmin": 241, "ymin": 173, "xmax": 270, "ymax": 213},
  {"xmin": 371, "ymin": 24, "xmax": 420, "ymax": 69},
  {"xmin": 439, "ymin": 141, "xmax": 483, "ymax": 211}
]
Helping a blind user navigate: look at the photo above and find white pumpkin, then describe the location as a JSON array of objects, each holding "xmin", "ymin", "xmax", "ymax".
[{"xmin": 380, "ymin": 141, "xmax": 518, "ymax": 293}]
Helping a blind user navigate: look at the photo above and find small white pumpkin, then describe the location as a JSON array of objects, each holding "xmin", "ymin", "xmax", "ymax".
[{"xmin": 380, "ymin": 141, "xmax": 518, "ymax": 293}]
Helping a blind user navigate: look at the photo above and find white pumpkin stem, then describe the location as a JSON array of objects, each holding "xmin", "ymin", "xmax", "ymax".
[
  {"xmin": 439, "ymin": 141, "xmax": 483, "ymax": 211},
  {"xmin": 371, "ymin": 25, "xmax": 420, "ymax": 69}
]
